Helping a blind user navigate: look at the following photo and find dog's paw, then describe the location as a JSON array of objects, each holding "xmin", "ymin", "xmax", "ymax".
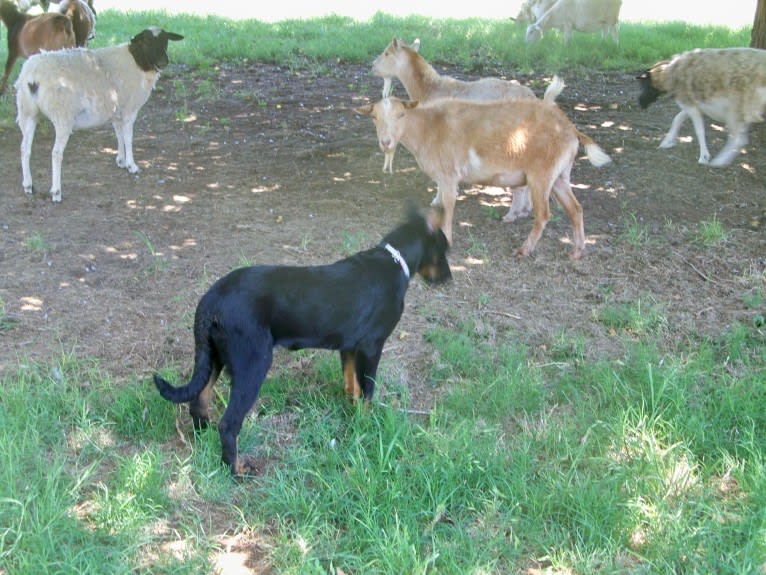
[{"xmin": 233, "ymin": 455, "xmax": 266, "ymax": 478}]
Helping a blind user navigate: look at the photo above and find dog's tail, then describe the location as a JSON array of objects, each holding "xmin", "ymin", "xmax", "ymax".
[{"xmin": 153, "ymin": 333, "xmax": 216, "ymax": 404}]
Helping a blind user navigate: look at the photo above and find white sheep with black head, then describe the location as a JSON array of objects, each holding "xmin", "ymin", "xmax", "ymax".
[{"xmin": 15, "ymin": 27, "xmax": 183, "ymax": 202}]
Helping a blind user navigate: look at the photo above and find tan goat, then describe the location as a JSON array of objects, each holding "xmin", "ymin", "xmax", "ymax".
[
  {"xmin": 371, "ymin": 37, "xmax": 566, "ymax": 221},
  {"xmin": 355, "ymin": 97, "xmax": 611, "ymax": 259}
]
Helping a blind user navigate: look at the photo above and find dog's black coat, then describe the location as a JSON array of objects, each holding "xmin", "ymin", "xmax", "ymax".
[{"xmin": 153, "ymin": 209, "xmax": 451, "ymax": 475}]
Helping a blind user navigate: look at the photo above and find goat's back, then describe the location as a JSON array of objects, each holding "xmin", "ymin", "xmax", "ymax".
[
  {"xmin": 17, "ymin": 13, "xmax": 76, "ymax": 56},
  {"xmin": 397, "ymin": 97, "xmax": 583, "ymax": 177}
]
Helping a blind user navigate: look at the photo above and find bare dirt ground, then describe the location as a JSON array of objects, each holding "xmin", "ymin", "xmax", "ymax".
[{"xmin": 1, "ymin": 62, "xmax": 765, "ymax": 413}]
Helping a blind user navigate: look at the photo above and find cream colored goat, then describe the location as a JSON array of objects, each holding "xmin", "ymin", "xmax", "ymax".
[
  {"xmin": 355, "ymin": 97, "xmax": 611, "ymax": 259},
  {"xmin": 525, "ymin": 0, "xmax": 622, "ymax": 43},
  {"xmin": 637, "ymin": 47, "xmax": 766, "ymax": 167},
  {"xmin": 514, "ymin": 0, "xmax": 558, "ymax": 23}
]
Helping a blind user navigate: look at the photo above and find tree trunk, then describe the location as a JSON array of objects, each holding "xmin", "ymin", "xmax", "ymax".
[{"xmin": 752, "ymin": 0, "xmax": 766, "ymax": 48}]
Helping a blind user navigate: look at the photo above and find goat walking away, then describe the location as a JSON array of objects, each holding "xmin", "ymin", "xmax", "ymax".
[
  {"xmin": 0, "ymin": 0, "xmax": 95, "ymax": 94},
  {"xmin": 153, "ymin": 208, "xmax": 451, "ymax": 476}
]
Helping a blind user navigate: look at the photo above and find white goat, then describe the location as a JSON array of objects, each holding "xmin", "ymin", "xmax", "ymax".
[
  {"xmin": 371, "ymin": 37, "xmax": 566, "ymax": 222},
  {"xmin": 15, "ymin": 27, "xmax": 183, "ymax": 202},
  {"xmin": 355, "ymin": 97, "xmax": 611, "ymax": 259},
  {"xmin": 514, "ymin": 0, "xmax": 558, "ymax": 24},
  {"xmin": 525, "ymin": 0, "xmax": 622, "ymax": 43},
  {"xmin": 637, "ymin": 47, "xmax": 766, "ymax": 167}
]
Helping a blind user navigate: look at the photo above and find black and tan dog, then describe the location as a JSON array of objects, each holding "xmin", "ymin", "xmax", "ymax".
[{"xmin": 153, "ymin": 207, "xmax": 451, "ymax": 475}]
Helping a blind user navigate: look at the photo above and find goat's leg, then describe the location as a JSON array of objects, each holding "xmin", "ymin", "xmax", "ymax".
[
  {"xmin": 550, "ymin": 177, "xmax": 585, "ymax": 260},
  {"xmin": 517, "ymin": 179, "xmax": 552, "ymax": 257},
  {"xmin": 0, "ymin": 56, "xmax": 17, "ymax": 96},
  {"xmin": 710, "ymin": 123, "xmax": 748, "ymax": 167},
  {"xmin": 19, "ymin": 116, "xmax": 38, "ymax": 196},
  {"xmin": 435, "ymin": 182, "xmax": 458, "ymax": 245},
  {"xmin": 659, "ymin": 109, "xmax": 689, "ymax": 149},
  {"xmin": 686, "ymin": 107, "xmax": 713, "ymax": 164},
  {"xmin": 503, "ymin": 185, "xmax": 532, "ymax": 222},
  {"xmin": 50, "ymin": 125, "xmax": 73, "ymax": 203},
  {"xmin": 382, "ymin": 146, "xmax": 395, "ymax": 173}
]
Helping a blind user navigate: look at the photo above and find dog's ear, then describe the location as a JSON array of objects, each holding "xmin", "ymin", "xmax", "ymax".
[{"xmin": 425, "ymin": 205, "xmax": 445, "ymax": 233}]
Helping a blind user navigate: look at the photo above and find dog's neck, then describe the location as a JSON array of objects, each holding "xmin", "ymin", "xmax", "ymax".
[{"xmin": 383, "ymin": 243, "xmax": 410, "ymax": 279}]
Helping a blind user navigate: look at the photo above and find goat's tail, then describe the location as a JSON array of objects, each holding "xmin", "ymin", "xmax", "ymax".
[
  {"xmin": 576, "ymin": 130, "xmax": 612, "ymax": 167},
  {"xmin": 543, "ymin": 75, "xmax": 566, "ymax": 102}
]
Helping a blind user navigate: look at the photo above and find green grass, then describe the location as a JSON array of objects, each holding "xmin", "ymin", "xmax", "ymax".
[
  {"xmin": 2, "ymin": 320, "xmax": 764, "ymax": 572},
  {"xmin": 0, "ymin": 9, "xmax": 763, "ymax": 574}
]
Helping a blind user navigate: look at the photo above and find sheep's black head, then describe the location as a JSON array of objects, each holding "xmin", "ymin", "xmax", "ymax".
[
  {"xmin": 129, "ymin": 27, "xmax": 184, "ymax": 72},
  {"xmin": 636, "ymin": 61, "xmax": 668, "ymax": 109}
]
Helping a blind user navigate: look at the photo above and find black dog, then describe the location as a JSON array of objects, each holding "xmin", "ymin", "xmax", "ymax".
[{"xmin": 153, "ymin": 208, "xmax": 451, "ymax": 475}]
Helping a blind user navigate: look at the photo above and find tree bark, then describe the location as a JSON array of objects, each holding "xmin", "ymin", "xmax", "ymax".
[{"xmin": 752, "ymin": 0, "xmax": 766, "ymax": 48}]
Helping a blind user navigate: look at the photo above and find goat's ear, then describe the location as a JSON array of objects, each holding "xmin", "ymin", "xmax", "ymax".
[
  {"xmin": 636, "ymin": 69, "xmax": 650, "ymax": 80},
  {"xmin": 354, "ymin": 104, "xmax": 374, "ymax": 116},
  {"xmin": 165, "ymin": 32, "xmax": 184, "ymax": 41},
  {"xmin": 412, "ymin": 38, "xmax": 421, "ymax": 52},
  {"xmin": 403, "ymin": 100, "xmax": 419, "ymax": 110}
]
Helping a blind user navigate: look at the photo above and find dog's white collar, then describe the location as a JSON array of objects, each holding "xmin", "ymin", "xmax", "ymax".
[{"xmin": 384, "ymin": 243, "xmax": 410, "ymax": 279}]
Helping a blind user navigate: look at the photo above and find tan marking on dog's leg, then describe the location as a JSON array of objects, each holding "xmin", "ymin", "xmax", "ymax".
[{"xmin": 342, "ymin": 352, "xmax": 362, "ymax": 399}]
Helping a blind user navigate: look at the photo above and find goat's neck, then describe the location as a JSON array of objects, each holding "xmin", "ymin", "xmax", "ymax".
[
  {"xmin": 398, "ymin": 50, "xmax": 442, "ymax": 101},
  {"xmin": 397, "ymin": 108, "xmax": 445, "ymax": 169},
  {"xmin": 536, "ymin": 0, "xmax": 563, "ymax": 25}
]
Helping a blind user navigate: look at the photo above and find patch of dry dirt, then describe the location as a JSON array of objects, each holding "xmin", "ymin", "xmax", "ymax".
[{"xmin": 1, "ymin": 62, "xmax": 764, "ymax": 414}]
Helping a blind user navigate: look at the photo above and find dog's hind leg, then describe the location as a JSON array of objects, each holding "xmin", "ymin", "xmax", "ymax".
[
  {"xmin": 341, "ymin": 350, "xmax": 362, "ymax": 399},
  {"xmin": 218, "ymin": 335, "xmax": 274, "ymax": 475}
]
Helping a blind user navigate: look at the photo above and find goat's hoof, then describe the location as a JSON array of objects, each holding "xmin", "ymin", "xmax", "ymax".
[
  {"xmin": 23, "ymin": 186, "xmax": 35, "ymax": 196},
  {"xmin": 51, "ymin": 192, "xmax": 62, "ymax": 203}
]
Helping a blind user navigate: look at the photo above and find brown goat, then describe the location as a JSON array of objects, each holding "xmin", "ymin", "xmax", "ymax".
[{"xmin": 0, "ymin": 0, "xmax": 95, "ymax": 94}]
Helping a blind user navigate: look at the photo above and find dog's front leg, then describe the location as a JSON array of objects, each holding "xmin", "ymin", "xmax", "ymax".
[{"xmin": 356, "ymin": 347, "xmax": 383, "ymax": 403}]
